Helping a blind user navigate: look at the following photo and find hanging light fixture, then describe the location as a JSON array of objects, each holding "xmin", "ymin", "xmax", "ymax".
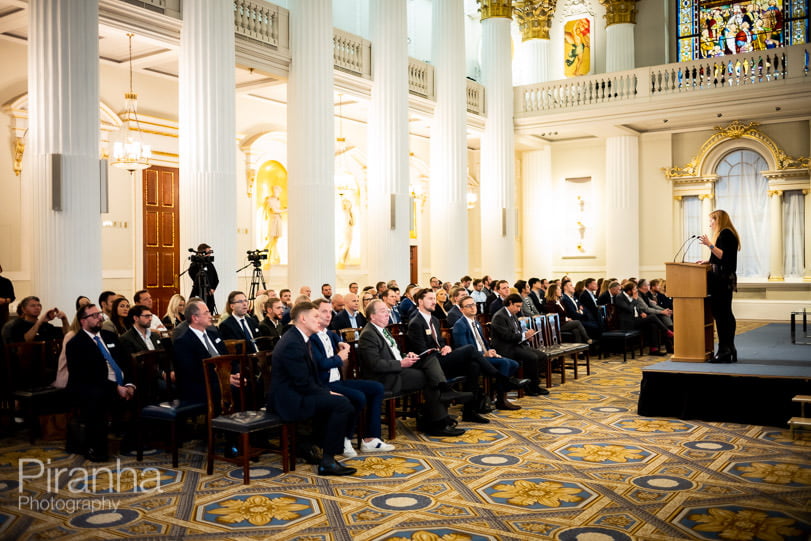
[
  {"xmin": 111, "ymin": 33, "xmax": 151, "ymax": 172},
  {"xmin": 334, "ymin": 94, "xmax": 355, "ymax": 196}
]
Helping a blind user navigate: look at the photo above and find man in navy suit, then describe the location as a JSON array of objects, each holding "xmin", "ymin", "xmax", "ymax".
[
  {"xmin": 381, "ymin": 288, "xmax": 403, "ymax": 325},
  {"xmin": 268, "ymin": 302, "xmax": 357, "ymax": 476},
  {"xmin": 487, "ymin": 280, "xmax": 511, "ymax": 316},
  {"xmin": 451, "ymin": 295, "xmax": 527, "ymax": 410},
  {"xmin": 560, "ymin": 280, "xmax": 598, "ymax": 341},
  {"xmin": 527, "ymin": 278, "xmax": 545, "ymax": 314},
  {"xmin": 310, "ymin": 299, "xmax": 394, "ymax": 456},
  {"xmin": 331, "ymin": 293, "xmax": 366, "ymax": 331},
  {"xmin": 445, "ymin": 287, "xmax": 466, "ymax": 328},
  {"xmin": 490, "ymin": 295, "xmax": 549, "ymax": 396},
  {"xmin": 578, "ymin": 278, "xmax": 602, "ymax": 338},
  {"xmin": 398, "ymin": 284, "xmax": 418, "ymax": 323},
  {"xmin": 219, "ymin": 291, "xmax": 261, "ymax": 352},
  {"xmin": 66, "ymin": 303, "xmax": 137, "ymax": 461}
]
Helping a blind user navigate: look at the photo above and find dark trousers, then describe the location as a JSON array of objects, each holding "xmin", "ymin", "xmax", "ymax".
[
  {"xmin": 309, "ymin": 393, "xmax": 355, "ymax": 457},
  {"xmin": 400, "ymin": 355, "xmax": 448, "ymax": 423},
  {"xmin": 505, "ymin": 345, "xmax": 544, "ymax": 385},
  {"xmin": 710, "ymin": 289, "xmax": 736, "ymax": 354},
  {"xmin": 436, "ymin": 344, "xmax": 482, "ymax": 414},
  {"xmin": 328, "ymin": 379, "xmax": 385, "ymax": 439}
]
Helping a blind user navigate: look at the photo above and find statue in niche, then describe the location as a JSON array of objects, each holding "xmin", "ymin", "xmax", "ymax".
[
  {"xmin": 264, "ymin": 185, "xmax": 287, "ymax": 265},
  {"xmin": 337, "ymin": 196, "xmax": 355, "ymax": 268}
]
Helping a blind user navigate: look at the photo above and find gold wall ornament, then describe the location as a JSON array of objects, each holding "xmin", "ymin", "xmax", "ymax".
[
  {"xmin": 13, "ymin": 136, "xmax": 25, "ymax": 176},
  {"xmin": 598, "ymin": 0, "xmax": 638, "ymax": 26},
  {"xmin": 514, "ymin": 0, "xmax": 557, "ymax": 40},
  {"xmin": 665, "ymin": 121, "xmax": 811, "ymax": 179},
  {"xmin": 477, "ymin": 0, "xmax": 513, "ymax": 20}
]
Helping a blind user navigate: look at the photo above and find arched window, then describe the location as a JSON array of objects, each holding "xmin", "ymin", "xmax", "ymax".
[{"xmin": 714, "ymin": 149, "xmax": 769, "ymax": 277}]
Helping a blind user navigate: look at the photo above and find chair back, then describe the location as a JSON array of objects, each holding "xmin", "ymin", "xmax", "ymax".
[
  {"xmin": 223, "ymin": 339, "xmax": 247, "ymax": 355},
  {"xmin": 4, "ymin": 341, "xmax": 57, "ymax": 390},
  {"xmin": 386, "ymin": 324, "xmax": 407, "ymax": 353},
  {"xmin": 202, "ymin": 354, "xmax": 247, "ymax": 418},
  {"xmin": 245, "ymin": 350, "xmax": 271, "ymax": 409},
  {"xmin": 546, "ymin": 314, "xmax": 563, "ymax": 346},
  {"xmin": 253, "ymin": 336, "xmax": 275, "ymax": 352},
  {"xmin": 339, "ymin": 327, "xmax": 361, "ymax": 344},
  {"xmin": 440, "ymin": 327, "xmax": 453, "ymax": 348},
  {"xmin": 132, "ymin": 350, "xmax": 167, "ymax": 409},
  {"xmin": 602, "ymin": 304, "xmax": 618, "ymax": 331}
]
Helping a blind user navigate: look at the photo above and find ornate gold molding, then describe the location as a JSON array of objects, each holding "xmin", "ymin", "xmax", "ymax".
[
  {"xmin": 665, "ymin": 121, "xmax": 811, "ymax": 179},
  {"xmin": 698, "ymin": 194, "xmax": 714, "ymax": 200},
  {"xmin": 13, "ymin": 137, "xmax": 24, "ymax": 176},
  {"xmin": 513, "ymin": 0, "xmax": 556, "ymax": 40},
  {"xmin": 599, "ymin": 0, "xmax": 638, "ymax": 25},
  {"xmin": 478, "ymin": 0, "xmax": 513, "ymax": 20},
  {"xmin": 767, "ymin": 189, "xmax": 784, "ymax": 197},
  {"xmin": 673, "ymin": 195, "xmax": 682, "ymax": 201}
]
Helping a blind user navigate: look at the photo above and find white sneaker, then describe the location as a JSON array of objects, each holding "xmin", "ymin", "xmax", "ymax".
[
  {"xmin": 360, "ymin": 438, "xmax": 395, "ymax": 453},
  {"xmin": 343, "ymin": 438, "xmax": 357, "ymax": 457}
]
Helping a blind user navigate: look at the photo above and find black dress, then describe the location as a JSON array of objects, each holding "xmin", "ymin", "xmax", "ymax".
[{"xmin": 708, "ymin": 228, "xmax": 738, "ymax": 361}]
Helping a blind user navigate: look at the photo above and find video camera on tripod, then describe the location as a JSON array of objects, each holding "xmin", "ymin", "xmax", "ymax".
[
  {"xmin": 188, "ymin": 247, "xmax": 214, "ymax": 265},
  {"xmin": 245, "ymin": 249, "xmax": 268, "ymax": 267}
]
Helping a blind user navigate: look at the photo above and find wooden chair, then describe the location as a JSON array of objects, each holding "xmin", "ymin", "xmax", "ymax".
[
  {"xmin": 223, "ymin": 339, "xmax": 247, "ymax": 355},
  {"xmin": 546, "ymin": 313, "xmax": 590, "ymax": 378},
  {"xmin": 134, "ymin": 349, "xmax": 206, "ymax": 467},
  {"xmin": 203, "ymin": 354, "xmax": 295, "ymax": 484},
  {"xmin": 3, "ymin": 340, "xmax": 66, "ymax": 443},
  {"xmin": 523, "ymin": 317, "xmax": 564, "ymax": 388},
  {"xmin": 598, "ymin": 305, "xmax": 642, "ymax": 362}
]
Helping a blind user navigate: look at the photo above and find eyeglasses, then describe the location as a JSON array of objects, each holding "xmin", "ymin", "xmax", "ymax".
[
  {"xmin": 461, "ymin": 303, "xmax": 476, "ymax": 309},
  {"xmin": 140, "ymin": 313, "xmax": 153, "ymax": 318},
  {"xmin": 82, "ymin": 312, "xmax": 103, "ymax": 320}
]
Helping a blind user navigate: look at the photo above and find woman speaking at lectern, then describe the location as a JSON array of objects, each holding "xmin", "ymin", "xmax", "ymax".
[{"xmin": 698, "ymin": 209, "xmax": 740, "ymax": 363}]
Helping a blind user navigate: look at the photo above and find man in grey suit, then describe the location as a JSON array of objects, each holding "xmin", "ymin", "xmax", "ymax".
[
  {"xmin": 357, "ymin": 299, "xmax": 466, "ymax": 437},
  {"xmin": 490, "ymin": 294, "xmax": 549, "ymax": 396}
]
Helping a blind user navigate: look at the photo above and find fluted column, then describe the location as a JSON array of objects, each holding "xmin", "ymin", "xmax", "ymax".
[
  {"xmin": 700, "ymin": 194, "xmax": 714, "ymax": 258},
  {"xmin": 522, "ymin": 149, "xmax": 553, "ymax": 278},
  {"xmin": 367, "ymin": 0, "xmax": 410, "ymax": 285},
  {"xmin": 287, "ymin": 0, "xmax": 335, "ymax": 291},
  {"xmin": 604, "ymin": 136, "xmax": 639, "ymax": 278},
  {"xmin": 600, "ymin": 0, "xmax": 637, "ymax": 72},
  {"xmin": 804, "ymin": 189, "xmax": 811, "ymax": 281},
  {"xmin": 28, "ymin": 0, "xmax": 100, "ymax": 311},
  {"xmin": 513, "ymin": 0, "xmax": 556, "ymax": 84},
  {"xmin": 430, "ymin": 0, "xmax": 468, "ymax": 281},
  {"xmin": 672, "ymin": 196, "xmax": 683, "ymax": 257},
  {"xmin": 479, "ymin": 1, "xmax": 516, "ymax": 280},
  {"xmin": 179, "ymin": 2, "xmax": 237, "ymax": 311},
  {"xmin": 768, "ymin": 189, "xmax": 784, "ymax": 281}
]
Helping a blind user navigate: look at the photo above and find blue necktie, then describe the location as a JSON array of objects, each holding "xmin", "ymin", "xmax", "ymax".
[
  {"xmin": 94, "ymin": 335, "xmax": 124, "ymax": 385},
  {"xmin": 239, "ymin": 318, "xmax": 256, "ymax": 352}
]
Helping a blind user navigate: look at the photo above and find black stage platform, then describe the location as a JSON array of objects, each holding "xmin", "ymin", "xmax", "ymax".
[{"xmin": 637, "ymin": 324, "xmax": 811, "ymax": 428}]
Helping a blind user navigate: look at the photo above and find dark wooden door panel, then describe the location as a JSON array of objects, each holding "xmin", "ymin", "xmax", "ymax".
[{"xmin": 142, "ymin": 166, "xmax": 180, "ymax": 317}]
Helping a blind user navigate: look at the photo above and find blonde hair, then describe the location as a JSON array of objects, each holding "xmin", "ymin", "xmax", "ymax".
[
  {"xmin": 164, "ymin": 294, "xmax": 186, "ymax": 321},
  {"xmin": 710, "ymin": 209, "xmax": 741, "ymax": 251}
]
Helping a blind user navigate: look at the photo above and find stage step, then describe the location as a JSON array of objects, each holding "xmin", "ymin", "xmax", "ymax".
[
  {"xmin": 787, "ymin": 416, "xmax": 811, "ymax": 439},
  {"xmin": 792, "ymin": 395, "xmax": 811, "ymax": 417}
]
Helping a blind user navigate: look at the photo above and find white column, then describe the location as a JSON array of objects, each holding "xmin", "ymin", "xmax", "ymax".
[
  {"xmin": 480, "ymin": 16, "xmax": 516, "ymax": 280},
  {"xmin": 286, "ymin": 0, "xmax": 335, "ymax": 292},
  {"xmin": 604, "ymin": 136, "xmax": 639, "ymax": 279},
  {"xmin": 700, "ymin": 194, "xmax": 714, "ymax": 259},
  {"xmin": 522, "ymin": 148, "xmax": 553, "ymax": 278},
  {"xmin": 672, "ymin": 196, "xmax": 683, "ymax": 257},
  {"xmin": 768, "ymin": 190, "xmax": 784, "ymax": 281},
  {"xmin": 367, "ymin": 0, "xmax": 410, "ymax": 285},
  {"xmin": 804, "ymin": 189, "xmax": 811, "ymax": 281},
  {"xmin": 605, "ymin": 24, "xmax": 635, "ymax": 72},
  {"xmin": 430, "ymin": 0, "xmax": 468, "ymax": 282},
  {"xmin": 179, "ymin": 2, "xmax": 237, "ymax": 311},
  {"xmin": 28, "ymin": 0, "xmax": 100, "ymax": 311},
  {"xmin": 516, "ymin": 39, "xmax": 550, "ymax": 85}
]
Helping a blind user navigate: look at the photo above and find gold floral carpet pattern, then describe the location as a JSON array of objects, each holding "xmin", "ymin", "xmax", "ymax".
[{"xmin": 1, "ymin": 327, "xmax": 809, "ymax": 540}]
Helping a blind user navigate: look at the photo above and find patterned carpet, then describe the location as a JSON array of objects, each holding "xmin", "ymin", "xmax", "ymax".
[{"xmin": 0, "ymin": 321, "xmax": 809, "ymax": 540}]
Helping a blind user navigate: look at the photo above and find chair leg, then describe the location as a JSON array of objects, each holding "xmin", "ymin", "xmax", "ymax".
[
  {"xmin": 136, "ymin": 419, "xmax": 144, "ymax": 462},
  {"xmin": 584, "ymin": 352, "xmax": 591, "ymax": 375},
  {"xmin": 386, "ymin": 400, "xmax": 396, "ymax": 440},
  {"xmin": 206, "ymin": 426, "xmax": 215, "ymax": 475},
  {"xmin": 241, "ymin": 433, "xmax": 251, "ymax": 485},
  {"xmin": 170, "ymin": 421, "xmax": 178, "ymax": 469},
  {"xmin": 280, "ymin": 425, "xmax": 290, "ymax": 473},
  {"xmin": 546, "ymin": 358, "xmax": 553, "ymax": 388},
  {"xmin": 290, "ymin": 424, "xmax": 296, "ymax": 471}
]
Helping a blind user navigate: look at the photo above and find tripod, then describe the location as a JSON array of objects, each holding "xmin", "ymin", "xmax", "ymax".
[
  {"xmin": 194, "ymin": 264, "xmax": 218, "ymax": 316},
  {"xmin": 236, "ymin": 261, "xmax": 267, "ymax": 302}
]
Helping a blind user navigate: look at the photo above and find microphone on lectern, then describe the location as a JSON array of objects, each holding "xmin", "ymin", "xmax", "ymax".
[
  {"xmin": 673, "ymin": 235, "xmax": 697, "ymax": 262},
  {"xmin": 680, "ymin": 236, "xmax": 702, "ymax": 263}
]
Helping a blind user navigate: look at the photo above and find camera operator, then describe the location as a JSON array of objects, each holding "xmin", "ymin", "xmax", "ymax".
[{"xmin": 189, "ymin": 243, "xmax": 219, "ymax": 314}]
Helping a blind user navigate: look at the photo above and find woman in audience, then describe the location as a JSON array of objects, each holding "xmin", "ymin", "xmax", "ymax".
[
  {"xmin": 543, "ymin": 284, "xmax": 590, "ymax": 343},
  {"xmin": 102, "ymin": 296, "xmax": 131, "ymax": 335},
  {"xmin": 162, "ymin": 294, "xmax": 186, "ymax": 330},
  {"xmin": 433, "ymin": 288, "xmax": 450, "ymax": 321},
  {"xmin": 53, "ymin": 297, "xmax": 92, "ymax": 388},
  {"xmin": 360, "ymin": 292, "xmax": 375, "ymax": 315}
]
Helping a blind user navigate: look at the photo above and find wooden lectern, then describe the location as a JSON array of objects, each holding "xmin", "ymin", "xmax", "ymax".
[{"xmin": 665, "ymin": 262, "xmax": 713, "ymax": 362}]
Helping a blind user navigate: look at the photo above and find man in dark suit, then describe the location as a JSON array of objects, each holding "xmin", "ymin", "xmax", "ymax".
[
  {"xmin": 381, "ymin": 288, "xmax": 403, "ymax": 325},
  {"xmin": 560, "ymin": 280, "xmax": 598, "ymax": 341},
  {"xmin": 398, "ymin": 284, "xmax": 418, "ymax": 323},
  {"xmin": 358, "ymin": 299, "xmax": 466, "ymax": 437},
  {"xmin": 219, "ymin": 291, "xmax": 261, "ymax": 353},
  {"xmin": 527, "ymin": 278, "xmax": 545, "ymax": 314},
  {"xmin": 311, "ymin": 299, "xmax": 393, "ymax": 456},
  {"xmin": 268, "ymin": 302, "xmax": 357, "ymax": 476},
  {"xmin": 451, "ymin": 295, "xmax": 528, "ymax": 410},
  {"xmin": 66, "ymin": 303, "xmax": 136, "ymax": 461},
  {"xmin": 331, "ymin": 293, "xmax": 366, "ymax": 331},
  {"xmin": 172, "ymin": 299, "xmax": 231, "ymax": 405},
  {"xmin": 578, "ymin": 278, "xmax": 602, "ymax": 337},
  {"xmin": 614, "ymin": 282, "xmax": 665, "ymax": 355},
  {"xmin": 445, "ymin": 287, "xmax": 466, "ymax": 328},
  {"xmin": 406, "ymin": 289, "xmax": 489, "ymax": 424},
  {"xmin": 487, "ymin": 280, "xmax": 511, "ymax": 316},
  {"xmin": 258, "ymin": 297, "xmax": 284, "ymax": 349},
  {"xmin": 490, "ymin": 294, "xmax": 549, "ymax": 396},
  {"xmin": 189, "ymin": 243, "xmax": 219, "ymax": 314},
  {"xmin": 120, "ymin": 304, "xmax": 162, "ymax": 357},
  {"xmin": 597, "ymin": 281, "xmax": 621, "ymax": 306}
]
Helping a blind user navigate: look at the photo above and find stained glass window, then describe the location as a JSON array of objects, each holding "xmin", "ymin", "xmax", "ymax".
[{"xmin": 677, "ymin": 0, "xmax": 809, "ymax": 61}]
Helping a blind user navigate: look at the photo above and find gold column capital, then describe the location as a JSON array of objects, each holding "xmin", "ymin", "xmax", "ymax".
[
  {"xmin": 513, "ymin": 0, "xmax": 557, "ymax": 40},
  {"xmin": 767, "ymin": 189, "xmax": 784, "ymax": 197},
  {"xmin": 599, "ymin": 0, "xmax": 638, "ymax": 26},
  {"xmin": 478, "ymin": 0, "xmax": 513, "ymax": 20},
  {"xmin": 673, "ymin": 195, "xmax": 682, "ymax": 201}
]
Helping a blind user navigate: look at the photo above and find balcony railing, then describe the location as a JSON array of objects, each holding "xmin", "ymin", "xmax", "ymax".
[
  {"xmin": 408, "ymin": 58, "xmax": 435, "ymax": 99},
  {"xmin": 234, "ymin": 0, "xmax": 280, "ymax": 47},
  {"xmin": 515, "ymin": 44, "xmax": 810, "ymax": 114},
  {"xmin": 333, "ymin": 28, "xmax": 372, "ymax": 79},
  {"xmin": 466, "ymin": 80, "xmax": 485, "ymax": 115}
]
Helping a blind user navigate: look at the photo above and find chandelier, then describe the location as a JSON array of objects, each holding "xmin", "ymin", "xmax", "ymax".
[{"xmin": 111, "ymin": 33, "xmax": 151, "ymax": 172}]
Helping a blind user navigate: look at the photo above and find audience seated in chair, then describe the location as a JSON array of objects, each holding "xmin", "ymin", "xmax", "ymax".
[
  {"xmin": 3, "ymin": 295, "xmax": 68, "ymax": 344},
  {"xmin": 614, "ymin": 282, "xmax": 666, "ymax": 356},
  {"xmin": 219, "ymin": 291, "xmax": 261, "ymax": 353},
  {"xmin": 120, "ymin": 304, "xmax": 163, "ymax": 357}
]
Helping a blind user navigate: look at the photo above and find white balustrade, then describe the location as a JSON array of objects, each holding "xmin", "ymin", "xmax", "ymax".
[
  {"xmin": 466, "ymin": 79, "xmax": 485, "ymax": 115},
  {"xmin": 516, "ymin": 44, "xmax": 809, "ymax": 114},
  {"xmin": 234, "ymin": 0, "xmax": 279, "ymax": 46},
  {"xmin": 333, "ymin": 28, "xmax": 372, "ymax": 78},
  {"xmin": 408, "ymin": 58, "xmax": 435, "ymax": 99}
]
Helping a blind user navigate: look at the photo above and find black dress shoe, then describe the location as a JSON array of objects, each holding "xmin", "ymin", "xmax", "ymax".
[
  {"xmin": 496, "ymin": 396, "xmax": 521, "ymax": 410},
  {"xmin": 439, "ymin": 390, "xmax": 473, "ymax": 404},
  {"xmin": 650, "ymin": 349, "xmax": 667, "ymax": 356},
  {"xmin": 317, "ymin": 459, "xmax": 356, "ymax": 476},
  {"xmin": 462, "ymin": 410, "xmax": 491, "ymax": 424},
  {"xmin": 526, "ymin": 385, "xmax": 550, "ymax": 396},
  {"xmin": 507, "ymin": 377, "xmax": 530, "ymax": 389},
  {"xmin": 425, "ymin": 425, "xmax": 465, "ymax": 437},
  {"xmin": 85, "ymin": 448, "xmax": 109, "ymax": 463}
]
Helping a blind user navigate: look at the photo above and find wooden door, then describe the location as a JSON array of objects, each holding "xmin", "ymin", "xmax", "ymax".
[
  {"xmin": 410, "ymin": 246, "xmax": 418, "ymax": 285},
  {"xmin": 143, "ymin": 166, "xmax": 180, "ymax": 317}
]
